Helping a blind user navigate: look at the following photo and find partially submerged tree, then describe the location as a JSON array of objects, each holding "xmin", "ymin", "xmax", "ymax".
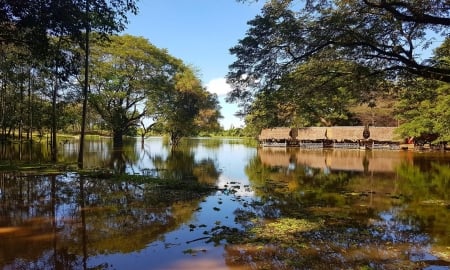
[
  {"xmin": 0, "ymin": 0, "xmax": 139, "ymax": 165},
  {"xmin": 77, "ymin": 0, "xmax": 139, "ymax": 167},
  {"xmin": 89, "ymin": 35, "xmax": 180, "ymax": 148},
  {"xmin": 147, "ymin": 67, "xmax": 222, "ymax": 146},
  {"xmin": 89, "ymin": 35, "xmax": 220, "ymax": 147}
]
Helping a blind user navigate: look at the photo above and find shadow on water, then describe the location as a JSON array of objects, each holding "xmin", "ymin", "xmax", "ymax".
[{"xmin": 0, "ymin": 138, "xmax": 449, "ymax": 269}]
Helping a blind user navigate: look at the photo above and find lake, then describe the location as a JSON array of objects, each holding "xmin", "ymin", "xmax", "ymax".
[{"xmin": 0, "ymin": 137, "xmax": 449, "ymax": 269}]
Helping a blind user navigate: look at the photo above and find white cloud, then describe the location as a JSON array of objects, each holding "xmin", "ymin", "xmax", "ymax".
[{"xmin": 205, "ymin": 78, "xmax": 232, "ymax": 96}]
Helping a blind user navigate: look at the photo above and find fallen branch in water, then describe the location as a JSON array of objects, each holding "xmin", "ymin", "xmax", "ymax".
[{"xmin": 186, "ymin": 236, "xmax": 210, "ymax": 244}]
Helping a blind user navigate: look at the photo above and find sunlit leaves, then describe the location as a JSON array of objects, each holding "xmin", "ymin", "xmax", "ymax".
[
  {"xmin": 242, "ymin": 56, "xmax": 379, "ymax": 132},
  {"xmin": 0, "ymin": 0, "xmax": 138, "ymax": 57},
  {"xmin": 228, "ymin": 0, "xmax": 450, "ymax": 115},
  {"xmin": 147, "ymin": 67, "xmax": 221, "ymax": 145},
  {"xmin": 395, "ymin": 77, "xmax": 450, "ymax": 142},
  {"xmin": 88, "ymin": 35, "xmax": 180, "ymax": 146}
]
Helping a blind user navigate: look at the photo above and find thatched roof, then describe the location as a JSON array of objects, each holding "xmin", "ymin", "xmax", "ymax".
[
  {"xmin": 368, "ymin": 127, "xmax": 401, "ymax": 142},
  {"xmin": 259, "ymin": 126, "xmax": 401, "ymax": 142},
  {"xmin": 328, "ymin": 126, "xmax": 401, "ymax": 142},
  {"xmin": 297, "ymin": 127, "xmax": 328, "ymax": 140},
  {"xmin": 259, "ymin": 128, "xmax": 298, "ymax": 140},
  {"xmin": 328, "ymin": 126, "xmax": 364, "ymax": 141}
]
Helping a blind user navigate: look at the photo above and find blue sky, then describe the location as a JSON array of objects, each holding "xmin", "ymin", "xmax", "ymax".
[{"xmin": 124, "ymin": 0, "xmax": 265, "ymax": 129}]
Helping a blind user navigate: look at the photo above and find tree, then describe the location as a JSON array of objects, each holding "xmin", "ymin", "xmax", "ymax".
[
  {"xmin": 0, "ymin": 0, "xmax": 139, "ymax": 166},
  {"xmin": 395, "ymin": 79, "xmax": 450, "ymax": 144},
  {"xmin": 46, "ymin": 36, "xmax": 82, "ymax": 161},
  {"xmin": 77, "ymin": 0, "xmax": 138, "ymax": 167},
  {"xmin": 395, "ymin": 37, "xmax": 450, "ymax": 144},
  {"xmin": 0, "ymin": 43, "xmax": 51, "ymax": 142},
  {"xmin": 0, "ymin": 0, "xmax": 138, "ymax": 58},
  {"xmin": 194, "ymin": 92, "xmax": 222, "ymax": 134},
  {"xmin": 89, "ymin": 35, "xmax": 181, "ymax": 148},
  {"xmin": 228, "ymin": 0, "xmax": 450, "ymax": 106},
  {"xmin": 147, "ymin": 67, "xmax": 222, "ymax": 146},
  {"xmin": 236, "ymin": 50, "xmax": 384, "ymax": 134},
  {"xmin": 243, "ymin": 90, "xmax": 296, "ymax": 135}
]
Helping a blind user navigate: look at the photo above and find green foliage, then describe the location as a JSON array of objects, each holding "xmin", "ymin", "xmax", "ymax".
[
  {"xmin": 146, "ymin": 66, "xmax": 222, "ymax": 145},
  {"xmin": 395, "ymin": 79, "xmax": 450, "ymax": 143},
  {"xmin": 250, "ymin": 218, "xmax": 323, "ymax": 242},
  {"xmin": 88, "ymin": 35, "xmax": 183, "ymax": 147},
  {"xmin": 0, "ymin": 0, "xmax": 138, "ymax": 58},
  {"xmin": 215, "ymin": 126, "xmax": 247, "ymax": 137},
  {"xmin": 242, "ymin": 57, "xmax": 379, "ymax": 132},
  {"xmin": 230, "ymin": 0, "xmax": 450, "ymax": 88},
  {"xmin": 1, "ymin": 0, "xmax": 139, "ymax": 163},
  {"xmin": 229, "ymin": 1, "xmax": 450, "ymax": 140}
]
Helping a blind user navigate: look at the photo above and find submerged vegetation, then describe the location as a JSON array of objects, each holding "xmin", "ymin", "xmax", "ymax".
[{"xmin": 0, "ymin": 138, "xmax": 449, "ymax": 269}]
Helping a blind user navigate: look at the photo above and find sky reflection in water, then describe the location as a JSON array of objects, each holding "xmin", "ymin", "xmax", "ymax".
[{"xmin": 0, "ymin": 137, "xmax": 449, "ymax": 269}]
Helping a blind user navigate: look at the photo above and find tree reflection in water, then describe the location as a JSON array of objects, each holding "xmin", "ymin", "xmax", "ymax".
[
  {"xmin": 221, "ymin": 149, "xmax": 449, "ymax": 269},
  {"xmin": 0, "ymin": 139, "xmax": 448, "ymax": 269}
]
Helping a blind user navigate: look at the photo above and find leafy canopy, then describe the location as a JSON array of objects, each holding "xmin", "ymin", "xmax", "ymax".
[
  {"xmin": 147, "ymin": 67, "xmax": 222, "ymax": 145},
  {"xmin": 228, "ymin": 0, "xmax": 450, "ymax": 104},
  {"xmin": 88, "ymin": 34, "xmax": 181, "ymax": 147},
  {"xmin": 0, "ymin": 0, "xmax": 138, "ymax": 57}
]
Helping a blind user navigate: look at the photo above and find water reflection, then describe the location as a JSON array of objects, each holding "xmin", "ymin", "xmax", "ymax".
[
  {"xmin": 236, "ymin": 147, "xmax": 450, "ymax": 268},
  {"xmin": 0, "ymin": 172, "xmax": 210, "ymax": 269},
  {"xmin": 258, "ymin": 147, "xmax": 415, "ymax": 173},
  {"xmin": 0, "ymin": 138, "xmax": 449, "ymax": 269}
]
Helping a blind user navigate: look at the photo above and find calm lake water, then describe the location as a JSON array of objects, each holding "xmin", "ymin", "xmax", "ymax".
[{"xmin": 0, "ymin": 137, "xmax": 449, "ymax": 269}]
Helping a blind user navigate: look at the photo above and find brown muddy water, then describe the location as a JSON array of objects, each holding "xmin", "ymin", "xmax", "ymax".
[{"xmin": 0, "ymin": 137, "xmax": 449, "ymax": 270}]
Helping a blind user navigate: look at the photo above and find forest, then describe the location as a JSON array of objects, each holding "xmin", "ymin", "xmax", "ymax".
[{"xmin": 0, "ymin": 0, "xmax": 223, "ymax": 167}]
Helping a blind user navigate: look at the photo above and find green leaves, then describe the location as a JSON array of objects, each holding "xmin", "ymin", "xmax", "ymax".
[
  {"xmin": 147, "ymin": 67, "xmax": 221, "ymax": 145},
  {"xmin": 88, "ymin": 35, "xmax": 182, "ymax": 146},
  {"xmin": 395, "ymin": 77, "xmax": 450, "ymax": 143},
  {"xmin": 0, "ymin": 0, "xmax": 138, "ymax": 57}
]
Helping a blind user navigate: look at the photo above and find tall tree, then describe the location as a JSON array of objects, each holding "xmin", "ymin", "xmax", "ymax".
[
  {"xmin": 0, "ymin": 0, "xmax": 139, "ymax": 166},
  {"xmin": 229, "ymin": 0, "xmax": 450, "ymax": 106},
  {"xmin": 47, "ymin": 36, "xmax": 81, "ymax": 161},
  {"xmin": 0, "ymin": 0, "xmax": 138, "ymax": 59},
  {"xmin": 194, "ymin": 92, "xmax": 222, "ymax": 134},
  {"xmin": 234, "ymin": 50, "xmax": 385, "ymax": 134},
  {"xmin": 395, "ymin": 38, "xmax": 450, "ymax": 143},
  {"xmin": 77, "ymin": 0, "xmax": 138, "ymax": 167},
  {"xmin": 89, "ymin": 35, "xmax": 181, "ymax": 148},
  {"xmin": 147, "ymin": 67, "xmax": 222, "ymax": 146}
]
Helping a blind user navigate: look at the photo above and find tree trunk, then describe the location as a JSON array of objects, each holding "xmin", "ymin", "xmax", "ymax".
[
  {"xmin": 78, "ymin": 0, "xmax": 90, "ymax": 169},
  {"xmin": 27, "ymin": 69, "xmax": 33, "ymax": 141},
  {"xmin": 170, "ymin": 131, "xmax": 181, "ymax": 147},
  {"xmin": 51, "ymin": 76, "xmax": 58, "ymax": 162},
  {"xmin": 113, "ymin": 129, "xmax": 124, "ymax": 148}
]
